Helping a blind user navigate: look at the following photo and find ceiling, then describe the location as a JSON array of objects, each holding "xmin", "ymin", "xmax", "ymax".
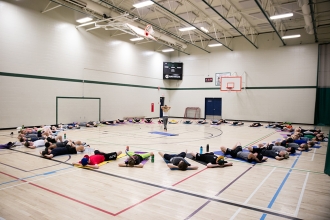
[{"xmin": 44, "ymin": 0, "xmax": 330, "ymax": 54}]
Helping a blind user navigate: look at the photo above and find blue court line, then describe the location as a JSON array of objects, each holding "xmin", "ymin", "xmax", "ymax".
[
  {"xmin": 0, "ymin": 167, "xmax": 73, "ymax": 186},
  {"xmin": 260, "ymin": 154, "xmax": 300, "ymax": 220}
]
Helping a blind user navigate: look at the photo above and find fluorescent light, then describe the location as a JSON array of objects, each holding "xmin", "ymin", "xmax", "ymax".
[
  {"xmin": 282, "ymin": 34, "xmax": 301, "ymax": 39},
  {"xmin": 76, "ymin": 17, "xmax": 93, "ymax": 23},
  {"xmin": 208, "ymin": 43, "xmax": 222, "ymax": 47},
  {"xmin": 270, "ymin": 13, "xmax": 293, "ymax": 20},
  {"xmin": 133, "ymin": 1, "xmax": 154, "ymax": 8},
  {"xmin": 130, "ymin": 37, "xmax": 144, "ymax": 41},
  {"xmin": 201, "ymin": 27, "xmax": 209, "ymax": 33},
  {"xmin": 162, "ymin": 48, "xmax": 174, "ymax": 52},
  {"xmin": 179, "ymin": 27, "xmax": 196, "ymax": 31}
]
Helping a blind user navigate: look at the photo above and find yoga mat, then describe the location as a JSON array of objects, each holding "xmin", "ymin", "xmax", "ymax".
[{"xmin": 149, "ymin": 131, "xmax": 178, "ymax": 136}]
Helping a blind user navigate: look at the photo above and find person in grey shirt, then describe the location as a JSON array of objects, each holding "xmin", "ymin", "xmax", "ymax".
[
  {"xmin": 159, "ymin": 151, "xmax": 198, "ymax": 170},
  {"xmin": 221, "ymin": 142, "xmax": 267, "ymax": 163}
]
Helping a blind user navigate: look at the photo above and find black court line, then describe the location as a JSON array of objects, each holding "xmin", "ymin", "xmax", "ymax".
[
  {"xmin": 9, "ymin": 148, "xmax": 301, "ymax": 219},
  {"xmin": 4, "ymin": 149, "xmax": 71, "ymax": 172}
]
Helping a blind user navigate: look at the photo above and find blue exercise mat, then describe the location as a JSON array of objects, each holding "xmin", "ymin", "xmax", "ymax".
[{"xmin": 149, "ymin": 131, "xmax": 178, "ymax": 136}]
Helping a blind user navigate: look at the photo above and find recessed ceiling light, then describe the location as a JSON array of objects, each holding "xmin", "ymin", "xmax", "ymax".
[
  {"xmin": 133, "ymin": 1, "xmax": 154, "ymax": 8},
  {"xmin": 282, "ymin": 34, "xmax": 301, "ymax": 39},
  {"xmin": 162, "ymin": 48, "xmax": 174, "ymax": 52},
  {"xmin": 76, "ymin": 17, "xmax": 93, "ymax": 23},
  {"xmin": 179, "ymin": 27, "xmax": 196, "ymax": 31},
  {"xmin": 270, "ymin": 13, "xmax": 293, "ymax": 20},
  {"xmin": 208, "ymin": 43, "xmax": 222, "ymax": 47},
  {"xmin": 130, "ymin": 37, "xmax": 144, "ymax": 41},
  {"xmin": 201, "ymin": 27, "xmax": 209, "ymax": 33}
]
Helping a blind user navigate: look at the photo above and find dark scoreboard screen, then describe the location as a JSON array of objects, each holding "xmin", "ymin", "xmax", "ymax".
[{"xmin": 163, "ymin": 62, "xmax": 183, "ymax": 80}]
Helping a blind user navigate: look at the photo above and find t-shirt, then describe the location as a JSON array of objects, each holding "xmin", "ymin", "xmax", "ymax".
[
  {"xmin": 33, "ymin": 140, "xmax": 45, "ymax": 147},
  {"xmin": 197, "ymin": 153, "xmax": 217, "ymax": 164},
  {"xmin": 170, "ymin": 157, "xmax": 191, "ymax": 166},
  {"xmin": 51, "ymin": 147, "xmax": 69, "ymax": 157},
  {"xmin": 237, "ymin": 151, "xmax": 251, "ymax": 162},
  {"xmin": 125, "ymin": 154, "xmax": 143, "ymax": 165},
  {"xmin": 271, "ymin": 146, "xmax": 286, "ymax": 152},
  {"xmin": 80, "ymin": 155, "xmax": 105, "ymax": 165},
  {"xmin": 287, "ymin": 143, "xmax": 299, "ymax": 149}
]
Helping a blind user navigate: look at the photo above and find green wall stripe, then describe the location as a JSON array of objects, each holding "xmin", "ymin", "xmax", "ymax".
[
  {"xmin": 0, "ymin": 72, "xmax": 81, "ymax": 83},
  {"xmin": 0, "ymin": 71, "xmax": 318, "ymax": 90}
]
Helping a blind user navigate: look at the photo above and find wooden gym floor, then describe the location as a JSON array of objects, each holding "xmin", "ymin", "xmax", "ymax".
[{"xmin": 0, "ymin": 121, "xmax": 329, "ymax": 220}]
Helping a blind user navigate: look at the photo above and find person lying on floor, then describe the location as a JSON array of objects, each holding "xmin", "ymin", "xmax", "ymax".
[
  {"xmin": 197, "ymin": 119, "xmax": 208, "ymax": 124},
  {"xmin": 158, "ymin": 118, "xmax": 163, "ymax": 124},
  {"xmin": 101, "ymin": 120, "xmax": 115, "ymax": 125},
  {"xmin": 24, "ymin": 139, "xmax": 47, "ymax": 149},
  {"xmin": 133, "ymin": 118, "xmax": 141, "ymax": 123},
  {"xmin": 211, "ymin": 119, "xmax": 227, "ymax": 125},
  {"xmin": 247, "ymin": 144, "xmax": 290, "ymax": 160},
  {"xmin": 40, "ymin": 142, "xmax": 85, "ymax": 159},
  {"xmin": 158, "ymin": 151, "xmax": 198, "ymax": 170},
  {"xmin": 220, "ymin": 142, "xmax": 267, "ymax": 163},
  {"xmin": 72, "ymin": 149, "xmax": 122, "ymax": 169},
  {"xmin": 144, "ymin": 118, "xmax": 152, "ymax": 123},
  {"xmin": 189, "ymin": 151, "xmax": 233, "ymax": 168},
  {"xmin": 183, "ymin": 120, "xmax": 193, "ymax": 124},
  {"xmin": 116, "ymin": 119, "xmax": 125, "ymax": 123},
  {"xmin": 229, "ymin": 121, "xmax": 244, "ymax": 126},
  {"xmin": 169, "ymin": 119, "xmax": 179, "ymax": 124},
  {"xmin": 249, "ymin": 122, "xmax": 262, "ymax": 127},
  {"xmin": 118, "ymin": 147, "xmax": 154, "ymax": 168}
]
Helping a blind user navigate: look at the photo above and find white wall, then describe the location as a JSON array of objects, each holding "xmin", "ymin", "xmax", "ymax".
[
  {"xmin": 0, "ymin": 0, "xmax": 170, "ymax": 128},
  {"xmin": 0, "ymin": 0, "xmax": 319, "ymax": 128},
  {"xmin": 169, "ymin": 31, "xmax": 318, "ymax": 124}
]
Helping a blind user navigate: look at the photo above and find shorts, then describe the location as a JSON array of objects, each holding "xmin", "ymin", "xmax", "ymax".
[{"xmin": 225, "ymin": 146, "xmax": 242, "ymax": 158}]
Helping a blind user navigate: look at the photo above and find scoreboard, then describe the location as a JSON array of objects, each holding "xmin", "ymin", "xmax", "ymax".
[{"xmin": 163, "ymin": 62, "xmax": 183, "ymax": 80}]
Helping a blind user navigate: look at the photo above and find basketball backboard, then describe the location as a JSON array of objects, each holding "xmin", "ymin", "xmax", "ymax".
[{"xmin": 220, "ymin": 76, "xmax": 242, "ymax": 91}]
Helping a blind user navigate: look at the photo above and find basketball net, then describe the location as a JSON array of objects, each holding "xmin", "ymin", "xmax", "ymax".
[{"xmin": 144, "ymin": 24, "xmax": 156, "ymax": 41}]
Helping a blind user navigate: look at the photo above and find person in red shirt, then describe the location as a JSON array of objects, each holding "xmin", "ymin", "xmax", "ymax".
[{"xmin": 73, "ymin": 149, "xmax": 122, "ymax": 169}]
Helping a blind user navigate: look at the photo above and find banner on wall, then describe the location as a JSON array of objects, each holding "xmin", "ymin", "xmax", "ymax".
[{"xmin": 151, "ymin": 103, "xmax": 154, "ymax": 112}]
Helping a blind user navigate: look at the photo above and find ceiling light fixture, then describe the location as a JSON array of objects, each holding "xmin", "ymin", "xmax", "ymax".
[
  {"xmin": 200, "ymin": 27, "xmax": 209, "ymax": 33},
  {"xmin": 179, "ymin": 27, "xmax": 196, "ymax": 31},
  {"xmin": 133, "ymin": 1, "xmax": 154, "ymax": 8},
  {"xmin": 208, "ymin": 43, "xmax": 222, "ymax": 47},
  {"xmin": 130, "ymin": 37, "xmax": 144, "ymax": 41},
  {"xmin": 76, "ymin": 17, "xmax": 93, "ymax": 23},
  {"xmin": 162, "ymin": 48, "xmax": 174, "ymax": 52},
  {"xmin": 282, "ymin": 34, "xmax": 301, "ymax": 39},
  {"xmin": 270, "ymin": 13, "xmax": 293, "ymax": 20}
]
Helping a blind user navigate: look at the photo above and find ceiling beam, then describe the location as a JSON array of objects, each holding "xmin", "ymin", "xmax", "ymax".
[
  {"xmin": 149, "ymin": 0, "xmax": 233, "ymax": 51},
  {"xmin": 202, "ymin": 0, "xmax": 258, "ymax": 49},
  {"xmin": 254, "ymin": 0, "xmax": 286, "ymax": 46},
  {"xmin": 98, "ymin": 0, "xmax": 210, "ymax": 53},
  {"xmin": 309, "ymin": 0, "xmax": 319, "ymax": 43}
]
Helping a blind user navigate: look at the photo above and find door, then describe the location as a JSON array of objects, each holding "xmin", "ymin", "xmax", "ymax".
[
  {"xmin": 205, "ymin": 98, "xmax": 222, "ymax": 119},
  {"xmin": 160, "ymin": 97, "xmax": 165, "ymax": 118}
]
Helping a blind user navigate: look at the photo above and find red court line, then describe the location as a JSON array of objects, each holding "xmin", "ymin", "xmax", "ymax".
[{"xmin": 0, "ymin": 167, "xmax": 209, "ymax": 216}]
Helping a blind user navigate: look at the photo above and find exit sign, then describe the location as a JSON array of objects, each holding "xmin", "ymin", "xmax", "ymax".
[{"xmin": 205, "ymin": 77, "xmax": 213, "ymax": 82}]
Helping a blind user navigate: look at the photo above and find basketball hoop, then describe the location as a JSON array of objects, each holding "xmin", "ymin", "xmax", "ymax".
[{"xmin": 144, "ymin": 24, "xmax": 155, "ymax": 37}]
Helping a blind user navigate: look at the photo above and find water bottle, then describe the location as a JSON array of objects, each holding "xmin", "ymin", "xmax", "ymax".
[
  {"xmin": 22, "ymin": 125, "xmax": 24, "ymax": 129},
  {"xmin": 200, "ymin": 146, "xmax": 203, "ymax": 154},
  {"xmin": 206, "ymin": 144, "xmax": 209, "ymax": 152},
  {"xmin": 64, "ymin": 133, "xmax": 66, "ymax": 140},
  {"xmin": 151, "ymin": 155, "xmax": 154, "ymax": 163}
]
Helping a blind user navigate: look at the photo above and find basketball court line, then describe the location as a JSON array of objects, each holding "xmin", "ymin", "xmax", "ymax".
[
  {"xmin": 0, "ymin": 167, "xmax": 302, "ymax": 219},
  {"xmin": 229, "ymin": 167, "xmax": 277, "ymax": 220},
  {"xmin": 260, "ymin": 154, "xmax": 301, "ymax": 219},
  {"xmin": 0, "ymin": 155, "xmax": 71, "ymax": 172},
  {"xmin": 184, "ymin": 165, "xmax": 255, "ymax": 219}
]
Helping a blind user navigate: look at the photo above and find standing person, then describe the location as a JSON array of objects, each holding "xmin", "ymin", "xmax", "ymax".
[{"xmin": 161, "ymin": 105, "xmax": 171, "ymax": 131}]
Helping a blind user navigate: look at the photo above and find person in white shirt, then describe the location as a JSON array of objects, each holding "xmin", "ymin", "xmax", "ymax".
[{"xmin": 161, "ymin": 105, "xmax": 171, "ymax": 131}]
